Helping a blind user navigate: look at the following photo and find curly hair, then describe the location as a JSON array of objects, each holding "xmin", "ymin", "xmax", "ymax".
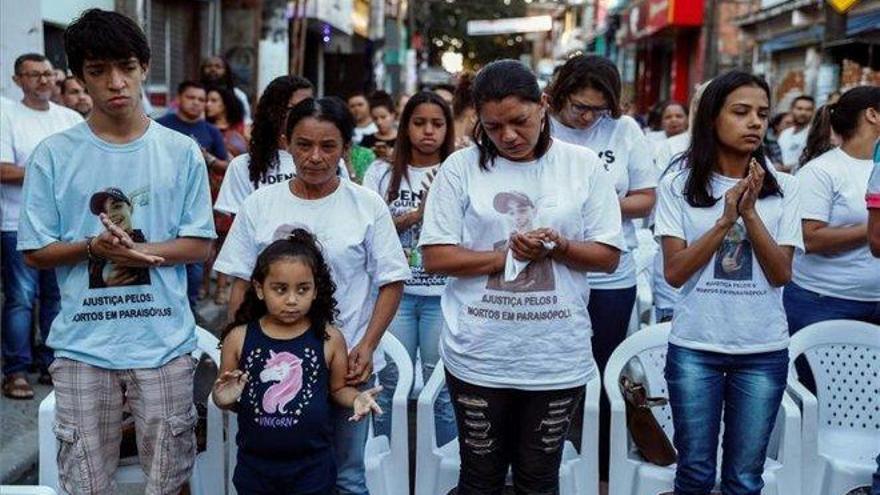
[
  {"xmin": 221, "ymin": 228, "xmax": 338, "ymax": 343},
  {"xmin": 248, "ymin": 75, "xmax": 314, "ymax": 187}
]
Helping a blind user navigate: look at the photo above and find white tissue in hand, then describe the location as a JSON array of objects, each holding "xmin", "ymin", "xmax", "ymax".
[{"xmin": 504, "ymin": 249, "xmax": 531, "ymax": 282}]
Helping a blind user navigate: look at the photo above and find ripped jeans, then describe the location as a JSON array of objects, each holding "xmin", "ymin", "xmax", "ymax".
[{"xmin": 445, "ymin": 371, "xmax": 584, "ymax": 495}]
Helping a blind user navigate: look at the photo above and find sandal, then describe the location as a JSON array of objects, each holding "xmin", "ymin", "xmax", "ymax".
[{"xmin": 2, "ymin": 373, "xmax": 35, "ymax": 400}]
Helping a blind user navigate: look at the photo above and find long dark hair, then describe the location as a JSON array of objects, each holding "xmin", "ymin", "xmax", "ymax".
[
  {"xmin": 248, "ymin": 75, "xmax": 314, "ymax": 187},
  {"xmin": 222, "ymin": 228, "xmax": 338, "ymax": 343},
  {"xmin": 471, "ymin": 60, "xmax": 551, "ymax": 170},
  {"xmin": 546, "ymin": 54, "xmax": 622, "ymax": 119},
  {"xmin": 206, "ymin": 85, "xmax": 245, "ymax": 128},
  {"xmin": 682, "ymin": 70, "xmax": 782, "ymax": 207},
  {"xmin": 800, "ymin": 86, "xmax": 880, "ymax": 167},
  {"xmin": 387, "ymin": 92, "xmax": 455, "ymax": 202},
  {"xmin": 284, "ymin": 97, "xmax": 354, "ymax": 146}
]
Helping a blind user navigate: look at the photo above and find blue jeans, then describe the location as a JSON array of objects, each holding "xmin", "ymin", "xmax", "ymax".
[
  {"xmin": 185, "ymin": 263, "xmax": 203, "ymax": 311},
  {"xmin": 375, "ymin": 293, "xmax": 457, "ymax": 446},
  {"xmin": 665, "ymin": 343, "xmax": 788, "ymax": 495},
  {"xmin": 783, "ymin": 282, "xmax": 880, "ymax": 392},
  {"xmin": 333, "ymin": 377, "xmax": 375, "ymax": 495},
  {"xmin": 588, "ymin": 285, "xmax": 637, "ymax": 480},
  {"xmin": 1, "ymin": 231, "xmax": 59, "ymax": 375}
]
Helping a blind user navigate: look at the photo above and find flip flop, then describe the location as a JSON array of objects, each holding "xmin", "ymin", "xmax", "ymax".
[{"xmin": 2, "ymin": 374, "xmax": 35, "ymax": 400}]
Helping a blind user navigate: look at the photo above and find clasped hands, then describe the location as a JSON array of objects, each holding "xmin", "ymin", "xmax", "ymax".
[
  {"xmin": 89, "ymin": 213, "xmax": 164, "ymax": 267},
  {"xmin": 508, "ymin": 228, "xmax": 569, "ymax": 262}
]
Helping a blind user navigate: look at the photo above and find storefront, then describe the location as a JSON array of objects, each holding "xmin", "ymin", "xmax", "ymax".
[{"xmin": 622, "ymin": 0, "xmax": 704, "ymax": 111}]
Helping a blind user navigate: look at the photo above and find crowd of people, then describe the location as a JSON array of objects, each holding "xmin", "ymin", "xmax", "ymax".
[{"xmin": 1, "ymin": 6, "xmax": 879, "ymax": 495}]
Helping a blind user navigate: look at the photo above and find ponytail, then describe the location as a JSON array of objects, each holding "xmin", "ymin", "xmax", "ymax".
[{"xmin": 220, "ymin": 286, "xmax": 267, "ymax": 344}]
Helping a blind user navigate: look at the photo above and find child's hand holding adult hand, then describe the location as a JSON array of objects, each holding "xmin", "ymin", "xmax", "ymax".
[{"xmin": 349, "ymin": 385, "xmax": 383, "ymax": 421}]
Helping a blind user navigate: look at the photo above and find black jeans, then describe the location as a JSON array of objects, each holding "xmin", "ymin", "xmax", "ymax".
[{"xmin": 446, "ymin": 371, "xmax": 584, "ymax": 495}]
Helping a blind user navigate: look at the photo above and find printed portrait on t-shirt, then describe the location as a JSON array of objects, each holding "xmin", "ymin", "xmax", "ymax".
[
  {"xmin": 486, "ymin": 191, "xmax": 555, "ymax": 293},
  {"xmin": 87, "ymin": 187, "xmax": 152, "ymax": 289},
  {"xmin": 714, "ymin": 223, "xmax": 753, "ymax": 281}
]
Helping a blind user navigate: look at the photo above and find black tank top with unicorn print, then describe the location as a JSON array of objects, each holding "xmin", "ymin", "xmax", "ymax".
[{"xmin": 236, "ymin": 319, "xmax": 332, "ymax": 459}]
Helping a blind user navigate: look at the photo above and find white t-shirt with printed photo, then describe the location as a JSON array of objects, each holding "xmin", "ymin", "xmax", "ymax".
[
  {"xmin": 0, "ymin": 101, "xmax": 83, "ymax": 231},
  {"xmin": 777, "ymin": 126, "xmax": 809, "ymax": 171},
  {"xmin": 654, "ymin": 170, "xmax": 803, "ymax": 354},
  {"xmin": 418, "ymin": 140, "xmax": 624, "ymax": 390},
  {"xmin": 214, "ymin": 150, "xmax": 350, "ymax": 216},
  {"xmin": 793, "ymin": 147, "xmax": 879, "ymax": 301},
  {"xmin": 362, "ymin": 161, "xmax": 447, "ymax": 297},
  {"xmin": 550, "ymin": 115, "xmax": 657, "ymax": 289},
  {"xmin": 214, "ymin": 178, "xmax": 411, "ymax": 370}
]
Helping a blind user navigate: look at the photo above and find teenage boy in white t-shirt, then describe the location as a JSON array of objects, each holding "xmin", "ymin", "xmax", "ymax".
[
  {"xmin": 1, "ymin": 53, "xmax": 83, "ymax": 398},
  {"xmin": 17, "ymin": 9, "xmax": 215, "ymax": 493}
]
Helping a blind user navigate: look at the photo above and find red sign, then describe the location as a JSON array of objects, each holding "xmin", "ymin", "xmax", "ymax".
[{"xmin": 630, "ymin": 0, "xmax": 704, "ymax": 38}]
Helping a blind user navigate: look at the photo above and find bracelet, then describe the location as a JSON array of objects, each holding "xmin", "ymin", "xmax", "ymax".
[{"xmin": 85, "ymin": 236, "xmax": 102, "ymax": 263}]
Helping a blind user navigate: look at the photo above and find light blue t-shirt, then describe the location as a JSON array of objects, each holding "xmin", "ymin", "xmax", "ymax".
[{"xmin": 17, "ymin": 121, "xmax": 216, "ymax": 369}]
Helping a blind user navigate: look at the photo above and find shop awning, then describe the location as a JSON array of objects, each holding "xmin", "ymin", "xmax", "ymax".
[
  {"xmin": 847, "ymin": 9, "xmax": 880, "ymax": 36},
  {"xmin": 760, "ymin": 25, "xmax": 824, "ymax": 52}
]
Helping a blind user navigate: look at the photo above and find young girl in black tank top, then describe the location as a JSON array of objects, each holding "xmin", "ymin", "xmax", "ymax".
[{"xmin": 213, "ymin": 228, "xmax": 382, "ymax": 495}]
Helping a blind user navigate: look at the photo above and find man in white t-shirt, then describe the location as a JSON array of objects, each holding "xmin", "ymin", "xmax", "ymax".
[
  {"xmin": 776, "ymin": 95, "xmax": 814, "ymax": 173},
  {"xmin": 1, "ymin": 53, "xmax": 83, "ymax": 398},
  {"xmin": 347, "ymin": 92, "xmax": 378, "ymax": 144}
]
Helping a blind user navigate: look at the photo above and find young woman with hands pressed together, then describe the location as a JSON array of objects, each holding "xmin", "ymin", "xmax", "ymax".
[{"xmin": 654, "ymin": 70, "xmax": 802, "ymax": 495}]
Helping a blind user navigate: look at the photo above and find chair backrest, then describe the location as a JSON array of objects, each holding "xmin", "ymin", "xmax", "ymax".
[
  {"xmin": 604, "ymin": 323, "xmax": 675, "ymax": 439},
  {"xmin": 789, "ymin": 320, "xmax": 880, "ymax": 433},
  {"xmin": 195, "ymin": 326, "xmax": 221, "ymax": 365}
]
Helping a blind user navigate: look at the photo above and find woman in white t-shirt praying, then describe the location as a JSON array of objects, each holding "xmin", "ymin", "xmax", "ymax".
[
  {"xmin": 214, "ymin": 97, "xmax": 410, "ymax": 494},
  {"xmin": 654, "ymin": 71, "xmax": 802, "ymax": 495},
  {"xmin": 363, "ymin": 91, "xmax": 458, "ymax": 446},
  {"xmin": 782, "ymin": 86, "xmax": 880, "ymax": 392},
  {"xmin": 419, "ymin": 60, "xmax": 624, "ymax": 495},
  {"xmin": 545, "ymin": 55, "xmax": 657, "ymax": 479}
]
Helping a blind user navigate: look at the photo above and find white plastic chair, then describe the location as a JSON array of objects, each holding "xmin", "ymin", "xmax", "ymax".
[
  {"xmin": 628, "ymin": 229, "xmax": 658, "ymax": 334},
  {"xmin": 604, "ymin": 323, "xmax": 801, "ymax": 495},
  {"xmin": 415, "ymin": 361, "xmax": 600, "ymax": 495},
  {"xmin": 364, "ymin": 332, "xmax": 413, "ymax": 495},
  {"xmin": 787, "ymin": 319, "xmax": 880, "ymax": 495},
  {"xmin": 38, "ymin": 327, "xmax": 224, "ymax": 495},
  {"xmin": 0, "ymin": 487, "xmax": 57, "ymax": 495},
  {"xmin": 223, "ymin": 332, "xmax": 412, "ymax": 495}
]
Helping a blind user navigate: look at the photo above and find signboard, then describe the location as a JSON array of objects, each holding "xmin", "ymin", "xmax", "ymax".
[
  {"xmin": 826, "ymin": 0, "xmax": 859, "ymax": 13},
  {"xmin": 466, "ymin": 15, "xmax": 553, "ymax": 36},
  {"xmin": 627, "ymin": 0, "xmax": 703, "ymax": 39}
]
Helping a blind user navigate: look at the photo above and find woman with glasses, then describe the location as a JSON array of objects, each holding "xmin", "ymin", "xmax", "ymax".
[{"xmin": 545, "ymin": 54, "xmax": 657, "ymax": 480}]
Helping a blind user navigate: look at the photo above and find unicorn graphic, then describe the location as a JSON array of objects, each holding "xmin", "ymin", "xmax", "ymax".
[{"xmin": 259, "ymin": 350, "xmax": 303, "ymax": 414}]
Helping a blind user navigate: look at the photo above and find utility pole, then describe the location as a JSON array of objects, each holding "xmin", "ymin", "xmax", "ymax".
[{"xmin": 701, "ymin": 0, "xmax": 718, "ymax": 79}]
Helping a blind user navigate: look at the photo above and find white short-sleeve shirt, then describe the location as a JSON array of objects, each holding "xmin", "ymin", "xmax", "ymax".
[
  {"xmin": 654, "ymin": 169, "xmax": 803, "ymax": 354},
  {"xmin": 418, "ymin": 140, "xmax": 624, "ymax": 390},
  {"xmin": 793, "ymin": 147, "xmax": 879, "ymax": 301},
  {"xmin": 214, "ymin": 179, "xmax": 411, "ymax": 369},
  {"xmin": 0, "ymin": 101, "xmax": 83, "ymax": 231},
  {"xmin": 550, "ymin": 115, "xmax": 657, "ymax": 289}
]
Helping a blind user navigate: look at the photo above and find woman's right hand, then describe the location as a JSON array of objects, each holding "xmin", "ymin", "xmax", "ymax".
[
  {"xmin": 213, "ymin": 370, "xmax": 248, "ymax": 407},
  {"xmin": 720, "ymin": 180, "xmax": 748, "ymax": 227}
]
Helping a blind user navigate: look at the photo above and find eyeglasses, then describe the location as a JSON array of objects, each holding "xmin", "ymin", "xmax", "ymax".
[
  {"xmin": 567, "ymin": 99, "xmax": 610, "ymax": 118},
  {"xmin": 18, "ymin": 71, "xmax": 56, "ymax": 80}
]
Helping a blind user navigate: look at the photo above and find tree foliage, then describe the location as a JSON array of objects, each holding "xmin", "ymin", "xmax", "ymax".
[{"xmin": 416, "ymin": 0, "xmax": 529, "ymax": 71}]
